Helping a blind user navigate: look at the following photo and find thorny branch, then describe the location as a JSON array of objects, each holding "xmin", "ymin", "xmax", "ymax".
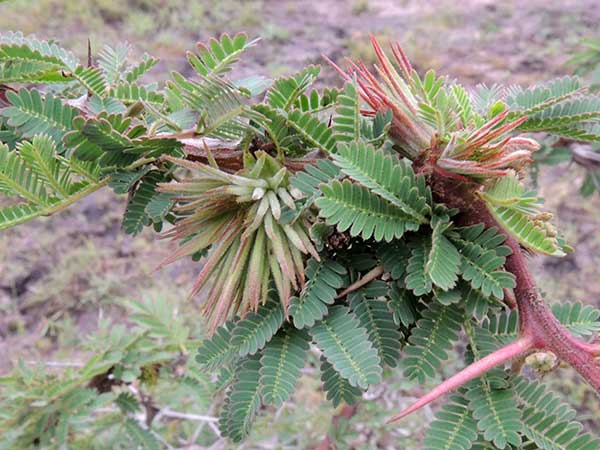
[{"xmin": 388, "ymin": 178, "xmax": 600, "ymax": 422}]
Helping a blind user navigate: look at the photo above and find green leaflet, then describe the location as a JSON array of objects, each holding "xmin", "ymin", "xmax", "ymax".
[
  {"xmin": 465, "ymin": 377, "xmax": 522, "ymax": 449},
  {"xmin": 169, "ymin": 73, "xmax": 254, "ymax": 140},
  {"xmin": 426, "ymin": 219, "xmax": 461, "ymax": 291},
  {"xmin": 125, "ymin": 54, "xmax": 159, "ymax": 83},
  {"xmin": 252, "ymin": 105, "xmax": 299, "ymax": 158},
  {"xmin": 267, "ymin": 66, "xmax": 320, "ymax": 111},
  {"xmin": 402, "ymin": 301, "xmax": 463, "ymax": 383},
  {"xmin": 260, "ymin": 326, "xmax": 310, "ymax": 407},
  {"xmin": 0, "ymin": 31, "xmax": 79, "ymax": 71},
  {"xmin": 464, "ymin": 285, "xmax": 502, "ymax": 320},
  {"xmin": 187, "ymin": 32, "xmax": 259, "ymax": 78},
  {"xmin": 109, "ymin": 167, "xmax": 152, "ymax": 194},
  {"xmin": 286, "ymin": 108, "xmax": 337, "ymax": 154},
  {"xmin": 73, "ymin": 66, "xmax": 107, "ymax": 97},
  {"xmin": 220, "ymin": 356, "xmax": 262, "ymax": 443},
  {"xmin": 551, "ymin": 301, "xmax": 600, "ymax": 338},
  {"xmin": 507, "ymin": 76, "xmax": 583, "ymax": 117},
  {"xmin": 349, "ymin": 292, "xmax": 402, "ymax": 367},
  {"xmin": 289, "ymin": 258, "xmax": 346, "ymax": 329},
  {"xmin": 483, "ymin": 302, "xmax": 600, "ymax": 350},
  {"xmin": 2, "ymin": 89, "xmax": 79, "ymax": 152},
  {"xmin": 145, "ymin": 192, "xmax": 174, "ymax": 223},
  {"xmin": 320, "ymin": 357, "xmax": 363, "ymax": 408},
  {"xmin": 286, "ymin": 158, "xmax": 340, "ymax": 222},
  {"xmin": 333, "ymin": 81, "xmax": 361, "ymax": 142},
  {"xmin": 316, "ymin": 180, "xmax": 416, "ymax": 242},
  {"xmin": 124, "ymin": 418, "xmax": 160, "ymax": 450},
  {"xmin": 377, "ymin": 241, "xmax": 411, "ymax": 280},
  {"xmin": 122, "ymin": 171, "xmax": 164, "ymax": 235},
  {"xmin": 405, "ymin": 236, "xmax": 433, "ymax": 296},
  {"xmin": 451, "ymin": 224, "xmax": 516, "ymax": 299},
  {"xmin": 294, "ymin": 87, "xmax": 339, "ymax": 113},
  {"xmin": 331, "ymin": 141, "xmax": 431, "ymax": 223},
  {"xmin": 0, "ymin": 137, "xmax": 106, "ymax": 231},
  {"xmin": 481, "ymin": 175, "xmax": 566, "ymax": 257},
  {"xmin": 311, "ymin": 305, "xmax": 382, "ymax": 389},
  {"xmin": 109, "ymin": 83, "xmax": 165, "ymax": 106},
  {"xmin": 230, "ymin": 296, "xmax": 285, "ymax": 357},
  {"xmin": 195, "ymin": 322, "xmax": 237, "ymax": 371},
  {"xmin": 66, "ymin": 114, "xmax": 183, "ymax": 166},
  {"xmin": 388, "ymin": 283, "xmax": 419, "ymax": 328},
  {"xmin": 98, "ymin": 43, "xmax": 130, "ymax": 85},
  {"xmin": 514, "ymin": 376, "xmax": 600, "ymax": 450},
  {"xmin": 465, "ymin": 326, "xmax": 522, "ymax": 450},
  {"xmin": 423, "ymin": 393, "xmax": 478, "ymax": 450},
  {"xmin": 517, "ymin": 95, "xmax": 600, "ymax": 131},
  {"xmin": 114, "ymin": 392, "xmax": 141, "ymax": 414}
]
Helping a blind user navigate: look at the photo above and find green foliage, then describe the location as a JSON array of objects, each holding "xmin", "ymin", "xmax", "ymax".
[
  {"xmin": 289, "ymin": 258, "xmax": 346, "ymax": 329},
  {"xmin": 230, "ymin": 295, "xmax": 285, "ymax": 356},
  {"xmin": 0, "ymin": 297, "xmax": 212, "ymax": 449},
  {"xmin": 220, "ymin": 356, "xmax": 263, "ymax": 443},
  {"xmin": 310, "ymin": 305, "xmax": 382, "ymax": 389},
  {"xmin": 122, "ymin": 171, "xmax": 164, "ymax": 235},
  {"xmin": 286, "ymin": 108, "xmax": 337, "ymax": 154},
  {"xmin": 267, "ymin": 66, "xmax": 320, "ymax": 111},
  {"xmin": 388, "ymin": 283, "xmax": 418, "ymax": 327},
  {"xmin": 465, "ymin": 327, "xmax": 523, "ymax": 450},
  {"xmin": 349, "ymin": 292, "xmax": 402, "ymax": 367},
  {"xmin": 260, "ymin": 326, "xmax": 310, "ymax": 406},
  {"xmin": 481, "ymin": 174, "xmax": 566, "ymax": 257},
  {"xmin": 331, "ymin": 141, "xmax": 431, "ymax": 223},
  {"xmin": 124, "ymin": 419, "xmax": 160, "ymax": 450},
  {"xmin": 0, "ymin": 136, "xmax": 104, "ymax": 230},
  {"xmin": 423, "ymin": 393, "xmax": 479, "ymax": 450},
  {"xmin": 506, "ymin": 76, "xmax": 584, "ymax": 116},
  {"xmin": 402, "ymin": 301, "xmax": 463, "ymax": 383},
  {"xmin": 2, "ymin": 89, "xmax": 79, "ymax": 151},
  {"xmin": 109, "ymin": 82, "xmax": 165, "ymax": 106},
  {"xmin": 465, "ymin": 377, "xmax": 522, "ymax": 449},
  {"xmin": 483, "ymin": 302, "xmax": 600, "ymax": 348},
  {"xmin": 2, "ymin": 30, "xmax": 600, "ymax": 449},
  {"xmin": 316, "ymin": 180, "xmax": 418, "ymax": 242},
  {"xmin": 333, "ymin": 81, "xmax": 361, "ymax": 142},
  {"xmin": 196, "ymin": 322, "xmax": 238, "ymax": 371},
  {"xmin": 514, "ymin": 376, "xmax": 600, "ymax": 450},
  {"xmin": 187, "ymin": 32, "xmax": 258, "ymax": 78},
  {"xmin": 320, "ymin": 358, "xmax": 363, "ymax": 408},
  {"xmin": 287, "ymin": 158, "xmax": 340, "ymax": 219},
  {"xmin": 451, "ymin": 224, "xmax": 516, "ymax": 299},
  {"xmin": 426, "ymin": 218, "xmax": 461, "ymax": 291}
]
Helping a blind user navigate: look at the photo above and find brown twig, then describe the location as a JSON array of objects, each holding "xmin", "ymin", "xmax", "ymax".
[{"xmin": 335, "ymin": 265, "xmax": 385, "ymax": 300}]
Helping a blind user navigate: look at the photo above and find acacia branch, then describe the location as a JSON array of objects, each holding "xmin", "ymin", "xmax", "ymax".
[{"xmin": 388, "ymin": 177, "xmax": 600, "ymax": 422}]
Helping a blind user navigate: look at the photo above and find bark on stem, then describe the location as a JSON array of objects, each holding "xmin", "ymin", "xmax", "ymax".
[{"xmin": 465, "ymin": 193, "xmax": 600, "ymax": 392}]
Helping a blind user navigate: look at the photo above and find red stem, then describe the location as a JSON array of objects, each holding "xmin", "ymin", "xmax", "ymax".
[{"xmin": 388, "ymin": 177, "xmax": 600, "ymax": 422}]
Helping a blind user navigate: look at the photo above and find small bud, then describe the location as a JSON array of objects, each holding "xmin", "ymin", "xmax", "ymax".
[
  {"xmin": 252, "ymin": 187, "xmax": 266, "ymax": 200},
  {"xmin": 289, "ymin": 187, "xmax": 304, "ymax": 200}
]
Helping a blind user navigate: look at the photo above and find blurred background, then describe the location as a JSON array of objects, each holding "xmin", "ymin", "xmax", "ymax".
[{"xmin": 1, "ymin": 0, "xmax": 599, "ymax": 448}]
